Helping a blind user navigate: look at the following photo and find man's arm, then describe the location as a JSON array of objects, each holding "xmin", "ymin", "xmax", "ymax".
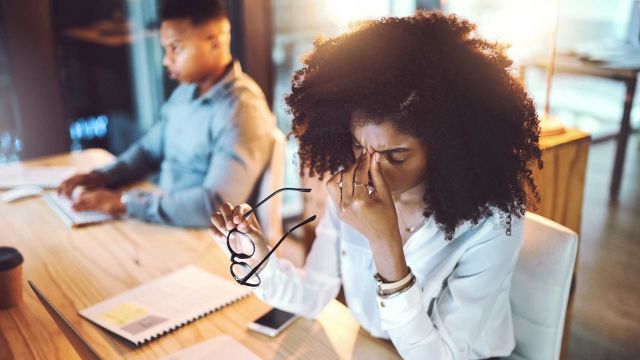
[
  {"xmin": 123, "ymin": 97, "xmax": 275, "ymax": 227},
  {"xmin": 94, "ymin": 119, "xmax": 166, "ymax": 188}
]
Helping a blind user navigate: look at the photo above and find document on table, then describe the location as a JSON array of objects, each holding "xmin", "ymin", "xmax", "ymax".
[
  {"xmin": 0, "ymin": 164, "xmax": 75, "ymax": 189},
  {"xmin": 79, "ymin": 266, "xmax": 252, "ymax": 346},
  {"xmin": 160, "ymin": 335, "xmax": 260, "ymax": 360}
]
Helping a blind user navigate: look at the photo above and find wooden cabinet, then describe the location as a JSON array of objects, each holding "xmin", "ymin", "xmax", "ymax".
[{"xmin": 529, "ymin": 128, "xmax": 591, "ymax": 235}]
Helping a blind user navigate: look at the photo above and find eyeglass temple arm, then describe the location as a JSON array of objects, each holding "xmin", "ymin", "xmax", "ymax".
[
  {"xmin": 241, "ymin": 188, "xmax": 311, "ymax": 220},
  {"xmin": 240, "ymin": 214, "xmax": 317, "ymax": 285}
]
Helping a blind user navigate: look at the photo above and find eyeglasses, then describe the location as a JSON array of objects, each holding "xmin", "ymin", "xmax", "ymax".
[{"xmin": 227, "ymin": 187, "xmax": 316, "ymax": 287}]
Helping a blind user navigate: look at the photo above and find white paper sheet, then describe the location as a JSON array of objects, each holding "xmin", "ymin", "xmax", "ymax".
[
  {"xmin": 160, "ymin": 335, "xmax": 260, "ymax": 360},
  {"xmin": 0, "ymin": 164, "xmax": 75, "ymax": 189}
]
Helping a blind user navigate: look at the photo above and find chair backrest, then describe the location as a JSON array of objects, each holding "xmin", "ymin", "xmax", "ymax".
[
  {"xmin": 507, "ymin": 212, "xmax": 578, "ymax": 360},
  {"xmin": 255, "ymin": 127, "xmax": 286, "ymax": 244}
]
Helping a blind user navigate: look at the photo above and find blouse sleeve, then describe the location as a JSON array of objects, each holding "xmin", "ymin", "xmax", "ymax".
[
  {"xmin": 253, "ymin": 201, "xmax": 343, "ymax": 318},
  {"xmin": 377, "ymin": 219, "xmax": 524, "ymax": 359}
]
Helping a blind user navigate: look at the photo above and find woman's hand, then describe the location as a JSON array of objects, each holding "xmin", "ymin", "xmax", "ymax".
[
  {"xmin": 327, "ymin": 151, "xmax": 399, "ymax": 244},
  {"xmin": 326, "ymin": 151, "xmax": 408, "ymax": 281},
  {"xmin": 209, "ymin": 203, "xmax": 270, "ymax": 269}
]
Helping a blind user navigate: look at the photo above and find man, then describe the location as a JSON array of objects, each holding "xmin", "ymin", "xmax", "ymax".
[{"xmin": 58, "ymin": 0, "xmax": 276, "ymax": 227}]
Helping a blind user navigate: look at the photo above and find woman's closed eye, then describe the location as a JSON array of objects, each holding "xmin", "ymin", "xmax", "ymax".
[
  {"xmin": 352, "ymin": 142, "xmax": 407, "ymax": 165},
  {"xmin": 386, "ymin": 154, "xmax": 406, "ymax": 165}
]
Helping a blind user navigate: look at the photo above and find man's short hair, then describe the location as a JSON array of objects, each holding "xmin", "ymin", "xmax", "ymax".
[{"xmin": 160, "ymin": 0, "xmax": 227, "ymax": 25}]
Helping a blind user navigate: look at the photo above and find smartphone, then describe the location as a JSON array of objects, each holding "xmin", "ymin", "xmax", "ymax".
[{"xmin": 247, "ymin": 308, "xmax": 298, "ymax": 337}]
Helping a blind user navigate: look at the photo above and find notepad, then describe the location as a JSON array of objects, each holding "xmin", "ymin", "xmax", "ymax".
[
  {"xmin": 43, "ymin": 193, "xmax": 115, "ymax": 227},
  {"xmin": 0, "ymin": 164, "xmax": 75, "ymax": 189},
  {"xmin": 160, "ymin": 335, "xmax": 260, "ymax": 360},
  {"xmin": 79, "ymin": 266, "xmax": 252, "ymax": 346}
]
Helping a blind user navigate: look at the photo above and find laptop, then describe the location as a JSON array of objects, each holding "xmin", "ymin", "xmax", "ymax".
[{"xmin": 28, "ymin": 281, "xmax": 103, "ymax": 360}]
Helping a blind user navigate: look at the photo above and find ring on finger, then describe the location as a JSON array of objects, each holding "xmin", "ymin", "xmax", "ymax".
[
  {"xmin": 354, "ymin": 182, "xmax": 376, "ymax": 197},
  {"xmin": 367, "ymin": 185, "xmax": 376, "ymax": 198},
  {"xmin": 354, "ymin": 182, "xmax": 374, "ymax": 195}
]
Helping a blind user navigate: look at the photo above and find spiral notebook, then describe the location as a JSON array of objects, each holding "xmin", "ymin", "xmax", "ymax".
[{"xmin": 79, "ymin": 266, "xmax": 252, "ymax": 346}]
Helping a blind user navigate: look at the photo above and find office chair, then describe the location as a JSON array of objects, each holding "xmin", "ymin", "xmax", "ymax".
[{"xmin": 507, "ymin": 213, "xmax": 578, "ymax": 360}]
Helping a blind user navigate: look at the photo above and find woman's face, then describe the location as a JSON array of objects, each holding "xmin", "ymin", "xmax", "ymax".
[{"xmin": 350, "ymin": 113, "xmax": 427, "ymax": 195}]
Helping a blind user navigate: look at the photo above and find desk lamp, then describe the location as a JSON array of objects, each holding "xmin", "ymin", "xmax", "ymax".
[{"xmin": 539, "ymin": 0, "xmax": 566, "ymax": 136}]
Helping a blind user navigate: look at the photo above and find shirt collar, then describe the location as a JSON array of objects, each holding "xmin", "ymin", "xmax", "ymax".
[{"xmin": 194, "ymin": 60, "xmax": 242, "ymax": 103}]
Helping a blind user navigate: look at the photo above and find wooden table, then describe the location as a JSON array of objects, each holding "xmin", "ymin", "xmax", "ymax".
[{"xmin": 0, "ymin": 149, "xmax": 399, "ymax": 360}]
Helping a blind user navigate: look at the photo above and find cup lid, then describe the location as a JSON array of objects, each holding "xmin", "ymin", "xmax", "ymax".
[{"xmin": 0, "ymin": 247, "xmax": 23, "ymax": 271}]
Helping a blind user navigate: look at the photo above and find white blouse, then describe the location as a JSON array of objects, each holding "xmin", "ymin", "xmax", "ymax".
[{"xmin": 254, "ymin": 201, "xmax": 524, "ymax": 359}]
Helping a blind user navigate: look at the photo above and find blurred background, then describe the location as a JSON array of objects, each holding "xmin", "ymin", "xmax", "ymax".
[{"xmin": 0, "ymin": 0, "xmax": 638, "ymax": 358}]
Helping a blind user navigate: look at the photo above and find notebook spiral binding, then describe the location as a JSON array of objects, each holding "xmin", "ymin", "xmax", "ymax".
[{"xmin": 138, "ymin": 293, "xmax": 251, "ymax": 345}]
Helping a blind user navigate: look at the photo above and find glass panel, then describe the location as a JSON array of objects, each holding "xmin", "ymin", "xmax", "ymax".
[
  {"xmin": 0, "ymin": 9, "xmax": 22, "ymax": 163},
  {"xmin": 444, "ymin": 0, "xmax": 640, "ymax": 139}
]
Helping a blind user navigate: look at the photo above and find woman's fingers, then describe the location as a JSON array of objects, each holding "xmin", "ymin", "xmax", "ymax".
[
  {"xmin": 210, "ymin": 211, "xmax": 227, "ymax": 234},
  {"xmin": 208, "ymin": 224, "xmax": 231, "ymax": 258},
  {"xmin": 326, "ymin": 170, "xmax": 343, "ymax": 209},
  {"xmin": 353, "ymin": 151, "xmax": 371, "ymax": 198},
  {"xmin": 232, "ymin": 204, "xmax": 257, "ymax": 232},
  {"xmin": 208, "ymin": 224, "xmax": 225, "ymax": 241},
  {"xmin": 219, "ymin": 202, "xmax": 235, "ymax": 230},
  {"xmin": 342, "ymin": 155, "xmax": 362, "ymax": 200},
  {"xmin": 370, "ymin": 152, "xmax": 391, "ymax": 201}
]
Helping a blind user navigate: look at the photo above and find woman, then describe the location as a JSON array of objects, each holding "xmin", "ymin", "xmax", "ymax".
[{"xmin": 210, "ymin": 12, "xmax": 541, "ymax": 359}]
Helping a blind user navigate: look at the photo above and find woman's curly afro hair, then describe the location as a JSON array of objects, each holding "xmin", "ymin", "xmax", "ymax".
[{"xmin": 286, "ymin": 11, "xmax": 543, "ymax": 240}]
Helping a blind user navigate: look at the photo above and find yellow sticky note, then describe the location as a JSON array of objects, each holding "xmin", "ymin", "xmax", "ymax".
[{"xmin": 100, "ymin": 303, "xmax": 149, "ymax": 326}]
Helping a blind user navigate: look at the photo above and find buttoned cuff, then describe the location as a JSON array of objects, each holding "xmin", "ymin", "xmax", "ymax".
[
  {"xmin": 122, "ymin": 190, "xmax": 155, "ymax": 220},
  {"xmin": 377, "ymin": 280, "xmax": 433, "ymax": 332}
]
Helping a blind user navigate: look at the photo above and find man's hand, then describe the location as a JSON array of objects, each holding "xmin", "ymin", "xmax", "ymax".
[
  {"xmin": 72, "ymin": 189, "xmax": 126, "ymax": 216},
  {"xmin": 58, "ymin": 172, "xmax": 107, "ymax": 198}
]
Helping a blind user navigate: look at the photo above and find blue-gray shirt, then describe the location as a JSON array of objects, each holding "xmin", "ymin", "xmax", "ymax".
[{"xmin": 96, "ymin": 61, "xmax": 276, "ymax": 227}]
